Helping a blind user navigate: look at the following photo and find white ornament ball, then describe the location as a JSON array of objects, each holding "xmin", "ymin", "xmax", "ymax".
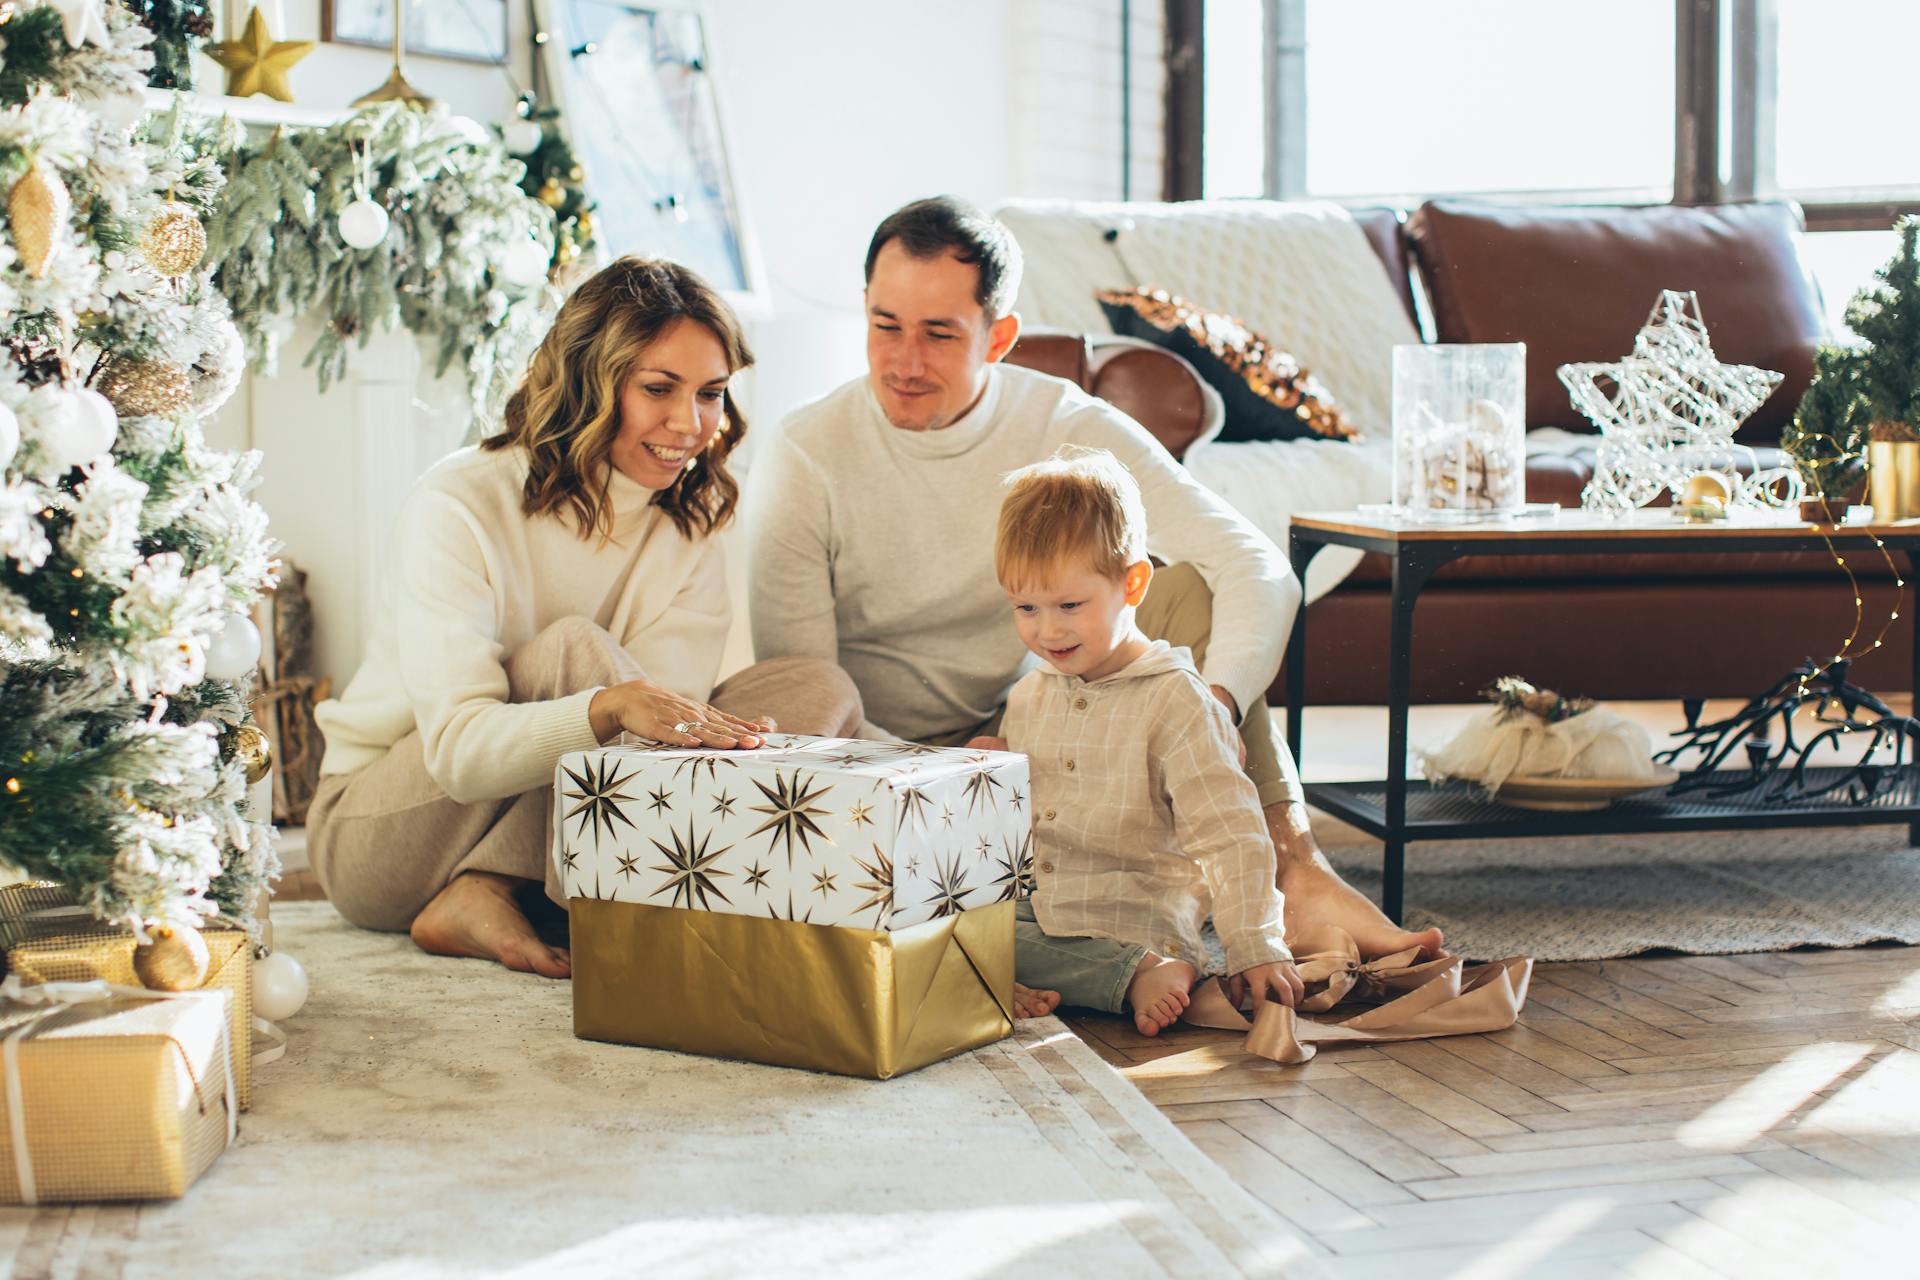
[
  {"xmin": 74, "ymin": 387, "xmax": 118, "ymax": 454},
  {"xmin": 252, "ymin": 950, "xmax": 309, "ymax": 1021},
  {"xmin": 205, "ymin": 613, "xmax": 262, "ymax": 681},
  {"xmin": 0, "ymin": 402, "xmax": 16, "ymax": 472},
  {"xmin": 502, "ymin": 119, "xmax": 544, "ymax": 156},
  {"xmin": 337, "ymin": 198, "xmax": 390, "ymax": 250},
  {"xmin": 32, "ymin": 385, "xmax": 118, "ymax": 471},
  {"xmin": 501, "ymin": 237, "xmax": 551, "ymax": 288}
]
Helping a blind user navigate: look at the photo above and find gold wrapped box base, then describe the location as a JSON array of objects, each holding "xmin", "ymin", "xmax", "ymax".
[
  {"xmin": 0, "ymin": 884, "xmax": 253, "ymax": 1109},
  {"xmin": 572, "ymin": 899, "xmax": 1014, "ymax": 1079},
  {"xmin": 0, "ymin": 993, "xmax": 232, "ymax": 1203}
]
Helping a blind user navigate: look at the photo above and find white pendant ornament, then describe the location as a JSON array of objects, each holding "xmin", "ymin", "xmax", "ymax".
[
  {"xmin": 337, "ymin": 197, "xmax": 389, "ymax": 250},
  {"xmin": 0, "ymin": 402, "xmax": 17, "ymax": 472},
  {"xmin": 252, "ymin": 949, "xmax": 309, "ymax": 1021},
  {"xmin": 204, "ymin": 612, "xmax": 262, "ymax": 680},
  {"xmin": 500, "ymin": 236, "xmax": 550, "ymax": 288},
  {"xmin": 34, "ymin": 384, "xmax": 118, "ymax": 470},
  {"xmin": 502, "ymin": 118, "xmax": 543, "ymax": 156}
]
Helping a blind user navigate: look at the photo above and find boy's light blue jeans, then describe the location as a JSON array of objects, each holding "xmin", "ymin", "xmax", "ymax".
[{"xmin": 1015, "ymin": 899, "xmax": 1148, "ymax": 1013}]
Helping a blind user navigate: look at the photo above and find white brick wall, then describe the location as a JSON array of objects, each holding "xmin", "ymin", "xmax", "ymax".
[{"xmin": 1009, "ymin": 0, "xmax": 1166, "ymax": 202}]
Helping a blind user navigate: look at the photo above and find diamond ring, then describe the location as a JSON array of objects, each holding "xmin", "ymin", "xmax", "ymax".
[{"xmin": 673, "ymin": 721, "xmax": 694, "ymax": 734}]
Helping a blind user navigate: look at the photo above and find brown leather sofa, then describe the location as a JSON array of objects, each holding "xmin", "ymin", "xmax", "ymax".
[{"xmin": 1007, "ymin": 199, "xmax": 1910, "ymax": 708}]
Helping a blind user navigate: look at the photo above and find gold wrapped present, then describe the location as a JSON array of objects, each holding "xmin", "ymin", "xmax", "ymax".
[
  {"xmin": 573, "ymin": 898, "xmax": 1014, "ymax": 1079},
  {"xmin": 0, "ymin": 884, "xmax": 253, "ymax": 1109},
  {"xmin": 556, "ymin": 735, "xmax": 1028, "ymax": 1077},
  {"xmin": 0, "ymin": 978, "xmax": 236, "ymax": 1202}
]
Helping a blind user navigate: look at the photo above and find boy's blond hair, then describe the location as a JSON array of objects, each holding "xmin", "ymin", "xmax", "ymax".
[{"xmin": 995, "ymin": 447, "xmax": 1149, "ymax": 590}]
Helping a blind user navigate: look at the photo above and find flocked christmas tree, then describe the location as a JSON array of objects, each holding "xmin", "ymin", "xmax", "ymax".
[{"xmin": 0, "ymin": 0, "xmax": 279, "ymax": 935}]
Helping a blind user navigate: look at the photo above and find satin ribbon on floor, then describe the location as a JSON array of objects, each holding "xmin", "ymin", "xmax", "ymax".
[{"xmin": 1181, "ymin": 925, "xmax": 1533, "ymax": 1064}]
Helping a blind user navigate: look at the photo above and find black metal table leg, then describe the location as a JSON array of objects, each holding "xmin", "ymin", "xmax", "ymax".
[
  {"xmin": 1381, "ymin": 545, "xmax": 1444, "ymax": 924},
  {"xmin": 1284, "ymin": 530, "xmax": 1322, "ymax": 765}
]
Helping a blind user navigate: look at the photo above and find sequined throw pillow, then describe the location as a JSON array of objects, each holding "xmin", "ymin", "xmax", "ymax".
[{"xmin": 1096, "ymin": 287, "xmax": 1359, "ymax": 444}]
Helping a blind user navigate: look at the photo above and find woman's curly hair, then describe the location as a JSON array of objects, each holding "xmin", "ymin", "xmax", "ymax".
[{"xmin": 483, "ymin": 256, "xmax": 754, "ymax": 540}]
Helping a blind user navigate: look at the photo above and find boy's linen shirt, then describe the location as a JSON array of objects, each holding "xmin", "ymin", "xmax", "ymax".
[{"xmin": 1003, "ymin": 639, "xmax": 1291, "ymax": 975}]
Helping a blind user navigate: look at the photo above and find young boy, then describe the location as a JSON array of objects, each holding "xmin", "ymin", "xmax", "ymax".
[{"xmin": 984, "ymin": 448, "xmax": 1303, "ymax": 1035}]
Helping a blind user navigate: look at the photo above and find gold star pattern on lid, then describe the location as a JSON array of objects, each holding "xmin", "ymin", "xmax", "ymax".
[{"xmin": 206, "ymin": 7, "xmax": 314, "ymax": 102}]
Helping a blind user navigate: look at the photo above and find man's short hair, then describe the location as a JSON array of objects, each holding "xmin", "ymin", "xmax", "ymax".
[
  {"xmin": 864, "ymin": 196, "xmax": 1024, "ymax": 321},
  {"xmin": 995, "ymin": 447, "xmax": 1149, "ymax": 591}
]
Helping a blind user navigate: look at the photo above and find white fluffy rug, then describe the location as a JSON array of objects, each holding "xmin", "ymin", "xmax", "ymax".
[
  {"xmin": 0, "ymin": 903, "xmax": 1319, "ymax": 1279},
  {"xmin": 1320, "ymin": 825, "xmax": 1920, "ymax": 962}
]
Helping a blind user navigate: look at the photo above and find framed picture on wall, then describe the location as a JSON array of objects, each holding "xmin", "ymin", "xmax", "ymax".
[
  {"xmin": 323, "ymin": 0, "xmax": 510, "ymax": 64},
  {"xmin": 533, "ymin": 0, "xmax": 766, "ymax": 312}
]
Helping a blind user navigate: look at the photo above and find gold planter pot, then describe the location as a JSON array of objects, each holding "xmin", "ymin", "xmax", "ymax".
[{"xmin": 1870, "ymin": 436, "xmax": 1920, "ymax": 522}]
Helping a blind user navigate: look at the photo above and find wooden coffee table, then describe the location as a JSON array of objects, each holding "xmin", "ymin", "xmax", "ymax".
[{"xmin": 1284, "ymin": 509, "xmax": 1920, "ymax": 923}]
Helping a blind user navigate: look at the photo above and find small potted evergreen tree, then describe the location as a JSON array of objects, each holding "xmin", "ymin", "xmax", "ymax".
[
  {"xmin": 1847, "ymin": 216, "xmax": 1920, "ymax": 519},
  {"xmin": 1783, "ymin": 345, "xmax": 1870, "ymax": 523}
]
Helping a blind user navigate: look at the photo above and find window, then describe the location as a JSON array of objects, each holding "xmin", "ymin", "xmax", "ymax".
[{"xmin": 1189, "ymin": 0, "xmax": 1920, "ymax": 328}]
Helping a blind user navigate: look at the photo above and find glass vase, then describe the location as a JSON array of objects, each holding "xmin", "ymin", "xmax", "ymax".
[{"xmin": 1391, "ymin": 343, "xmax": 1527, "ymax": 520}]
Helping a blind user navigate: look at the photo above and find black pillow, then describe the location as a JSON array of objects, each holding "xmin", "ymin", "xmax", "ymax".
[{"xmin": 1097, "ymin": 287, "xmax": 1359, "ymax": 444}]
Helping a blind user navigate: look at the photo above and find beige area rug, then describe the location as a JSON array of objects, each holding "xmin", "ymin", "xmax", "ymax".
[
  {"xmin": 0, "ymin": 903, "xmax": 1321, "ymax": 1280},
  {"xmin": 1317, "ymin": 824, "xmax": 1920, "ymax": 963}
]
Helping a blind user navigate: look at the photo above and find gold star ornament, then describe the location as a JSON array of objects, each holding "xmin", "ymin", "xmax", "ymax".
[{"xmin": 207, "ymin": 7, "xmax": 314, "ymax": 102}]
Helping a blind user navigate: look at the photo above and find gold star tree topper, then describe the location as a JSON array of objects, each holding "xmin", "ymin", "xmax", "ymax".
[{"xmin": 207, "ymin": 7, "xmax": 315, "ymax": 102}]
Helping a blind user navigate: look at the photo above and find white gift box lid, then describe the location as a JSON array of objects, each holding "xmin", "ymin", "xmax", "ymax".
[{"xmin": 553, "ymin": 735, "xmax": 1031, "ymax": 930}]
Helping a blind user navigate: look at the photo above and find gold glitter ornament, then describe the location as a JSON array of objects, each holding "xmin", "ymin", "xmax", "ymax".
[
  {"xmin": 536, "ymin": 177, "xmax": 566, "ymax": 210},
  {"xmin": 573, "ymin": 210, "xmax": 594, "ymax": 243},
  {"xmin": 568, "ymin": 164, "xmax": 584, "ymax": 183},
  {"xmin": 223, "ymin": 722, "xmax": 273, "ymax": 785},
  {"xmin": 8, "ymin": 159, "xmax": 69, "ymax": 279},
  {"xmin": 133, "ymin": 923, "xmax": 211, "ymax": 991},
  {"xmin": 141, "ymin": 203, "xmax": 207, "ymax": 276},
  {"xmin": 96, "ymin": 357, "xmax": 192, "ymax": 418}
]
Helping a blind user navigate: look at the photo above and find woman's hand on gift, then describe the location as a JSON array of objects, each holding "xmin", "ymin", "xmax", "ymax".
[
  {"xmin": 966, "ymin": 735, "xmax": 1010, "ymax": 753},
  {"xmin": 590, "ymin": 679, "xmax": 774, "ymax": 749},
  {"xmin": 1229, "ymin": 960, "xmax": 1304, "ymax": 1009}
]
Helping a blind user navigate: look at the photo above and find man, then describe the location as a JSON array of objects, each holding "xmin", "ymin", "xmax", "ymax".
[{"xmin": 748, "ymin": 196, "xmax": 1440, "ymax": 967}]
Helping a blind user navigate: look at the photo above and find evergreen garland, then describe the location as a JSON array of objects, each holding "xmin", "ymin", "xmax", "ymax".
[
  {"xmin": 0, "ymin": 0, "xmax": 279, "ymax": 932},
  {"xmin": 118, "ymin": 0, "xmax": 213, "ymax": 89},
  {"xmin": 206, "ymin": 104, "xmax": 558, "ymax": 422},
  {"xmin": 501, "ymin": 94, "xmax": 597, "ymax": 272},
  {"xmin": 1846, "ymin": 216, "xmax": 1920, "ymax": 437}
]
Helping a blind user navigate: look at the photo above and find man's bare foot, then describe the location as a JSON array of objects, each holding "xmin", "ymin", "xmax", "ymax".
[
  {"xmin": 1013, "ymin": 982, "xmax": 1061, "ymax": 1019},
  {"xmin": 410, "ymin": 871, "xmax": 572, "ymax": 979},
  {"xmin": 1266, "ymin": 803, "xmax": 1445, "ymax": 960},
  {"xmin": 1127, "ymin": 954, "xmax": 1198, "ymax": 1036}
]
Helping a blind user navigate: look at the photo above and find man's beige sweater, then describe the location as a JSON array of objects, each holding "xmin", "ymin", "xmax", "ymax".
[{"xmin": 746, "ymin": 364, "xmax": 1297, "ymax": 742}]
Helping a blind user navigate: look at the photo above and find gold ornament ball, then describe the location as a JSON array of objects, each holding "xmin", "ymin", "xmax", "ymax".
[
  {"xmin": 97, "ymin": 358, "xmax": 192, "ymax": 418},
  {"xmin": 567, "ymin": 164, "xmax": 585, "ymax": 183},
  {"xmin": 142, "ymin": 203, "xmax": 208, "ymax": 277},
  {"xmin": 133, "ymin": 924, "xmax": 211, "ymax": 992},
  {"xmin": 223, "ymin": 723, "xmax": 273, "ymax": 785},
  {"xmin": 1679, "ymin": 472, "xmax": 1732, "ymax": 508},
  {"xmin": 573, "ymin": 211, "xmax": 595, "ymax": 243},
  {"xmin": 536, "ymin": 177, "xmax": 567, "ymax": 210}
]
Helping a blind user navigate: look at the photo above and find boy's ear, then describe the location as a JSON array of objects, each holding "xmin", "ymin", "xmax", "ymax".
[{"xmin": 1123, "ymin": 559, "xmax": 1153, "ymax": 606}]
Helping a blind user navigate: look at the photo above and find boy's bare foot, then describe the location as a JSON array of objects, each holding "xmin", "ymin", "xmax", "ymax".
[
  {"xmin": 1266, "ymin": 804, "xmax": 1445, "ymax": 960},
  {"xmin": 1012, "ymin": 982, "xmax": 1060, "ymax": 1019},
  {"xmin": 1127, "ymin": 954, "xmax": 1198, "ymax": 1036},
  {"xmin": 410, "ymin": 871, "xmax": 572, "ymax": 979}
]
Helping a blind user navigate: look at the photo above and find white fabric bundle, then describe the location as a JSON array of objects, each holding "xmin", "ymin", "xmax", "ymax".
[{"xmin": 1420, "ymin": 705, "xmax": 1658, "ymax": 795}]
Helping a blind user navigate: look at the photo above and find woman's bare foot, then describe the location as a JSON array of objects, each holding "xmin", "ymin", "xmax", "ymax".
[
  {"xmin": 1127, "ymin": 954, "xmax": 1198, "ymax": 1036},
  {"xmin": 409, "ymin": 871, "xmax": 572, "ymax": 979},
  {"xmin": 1013, "ymin": 982, "xmax": 1061, "ymax": 1019},
  {"xmin": 1267, "ymin": 804, "xmax": 1444, "ymax": 959}
]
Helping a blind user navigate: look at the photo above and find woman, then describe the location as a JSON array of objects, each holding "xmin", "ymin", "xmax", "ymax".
[{"xmin": 309, "ymin": 258, "xmax": 861, "ymax": 978}]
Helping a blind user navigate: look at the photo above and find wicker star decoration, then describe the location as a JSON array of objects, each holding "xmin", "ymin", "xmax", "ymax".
[
  {"xmin": 1559, "ymin": 289, "xmax": 1797, "ymax": 511},
  {"xmin": 206, "ymin": 7, "xmax": 314, "ymax": 102}
]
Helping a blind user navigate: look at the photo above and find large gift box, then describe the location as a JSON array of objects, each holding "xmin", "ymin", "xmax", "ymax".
[
  {"xmin": 555, "ymin": 735, "xmax": 1030, "ymax": 1078},
  {"xmin": 0, "ymin": 883, "xmax": 255, "ymax": 1109},
  {"xmin": 0, "ymin": 980, "xmax": 236, "ymax": 1202}
]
